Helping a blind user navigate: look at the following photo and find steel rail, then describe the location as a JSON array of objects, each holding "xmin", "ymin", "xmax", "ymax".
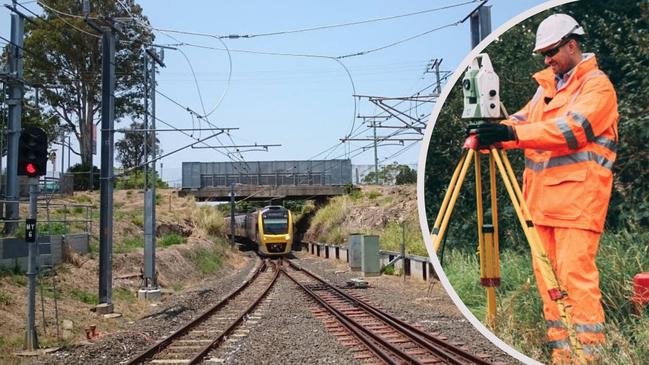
[
  {"xmin": 282, "ymin": 266, "xmax": 420, "ymax": 365},
  {"xmin": 188, "ymin": 262, "xmax": 281, "ymax": 364},
  {"xmin": 288, "ymin": 260, "xmax": 493, "ymax": 365},
  {"xmin": 125, "ymin": 259, "xmax": 270, "ymax": 364}
]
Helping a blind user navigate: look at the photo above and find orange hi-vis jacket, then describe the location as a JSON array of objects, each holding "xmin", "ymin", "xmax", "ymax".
[{"xmin": 501, "ymin": 54, "xmax": 619, "ymax": 232}]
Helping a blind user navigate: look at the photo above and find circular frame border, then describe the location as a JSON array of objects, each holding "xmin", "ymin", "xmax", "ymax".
[{"xmin": 416, "ymin": 0, "xmax": 578, "ymax": 363}]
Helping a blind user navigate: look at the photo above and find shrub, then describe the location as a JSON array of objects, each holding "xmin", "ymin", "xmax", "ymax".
[
  {"xmin": 194, "ymin": 206, "xmax": 225, "ymax": 236},
  {"xmin": 159, "ymin": 233, "xmax": 185, "ymax": 247},
  {"xmin": 0, "ymin": 290, "xmax": 11, "ymax": 305},
  {"xmin": 131, "ymin": 215, "xmax": 144, "ymax": 227},
  {"xmin": 68, "ymin": 164, "xmax": 100, "ymax": 191},
  {"xmin": 114, "ymin": 171, "xmax": 169, "ymax": 190}
]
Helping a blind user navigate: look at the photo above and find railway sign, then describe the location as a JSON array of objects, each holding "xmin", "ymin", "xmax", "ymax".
[{"xmin": 25, "ymin": 218, "xmax": 36, "ymax": 243}]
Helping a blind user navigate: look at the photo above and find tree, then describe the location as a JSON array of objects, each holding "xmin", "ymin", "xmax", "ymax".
[
  {"xmin": 115, "ymin": 121, "xmax": 160, "ymax": 171},
  {"xmin": 68, "ymin": 163, "xmax": 99, "ymax": 190},
  {"xmin": 395, "ymin": 165, "xmax": 417, "ymax": 185},
  {"xmin": 362, "ymin": 163, "xmax": 416, "ymax": 185},
  {"xmin": 22, "ymin": 0, "xmax": 153, "ymax": 167},
  {"xmin": 424, "ymin": 0, "xmax": 649, "ymax": 241}
]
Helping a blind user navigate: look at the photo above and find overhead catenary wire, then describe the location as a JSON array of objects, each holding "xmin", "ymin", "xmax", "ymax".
[
  {"xmin": 30, "ymin": 0, "xmax": 461, "ymax": 153},
  {"xmin": 168, "ymin": 1, "xmax": 480, "ymax": 40},
  {"xmin": 15, "ymin": 1, "xmax": 451, "ymax": 192},
  {"xmin": 146, "ymin": 29, "xmax": 246, "ymax": 165}
]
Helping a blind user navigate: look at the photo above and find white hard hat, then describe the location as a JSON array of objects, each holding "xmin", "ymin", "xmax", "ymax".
[{"xmin": 534, "ymin": 14, "xmax": 585, "ymax": 52}]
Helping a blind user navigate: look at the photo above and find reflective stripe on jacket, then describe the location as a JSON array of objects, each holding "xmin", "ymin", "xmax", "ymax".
[{"xmin": 501, "ymin": 55, "xmax": 618, "ymax": 232}]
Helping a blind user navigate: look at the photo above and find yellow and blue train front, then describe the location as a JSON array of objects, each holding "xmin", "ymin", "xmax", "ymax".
[{"xmin": 257, "ymin": 207, "xmax": 293, "ymax": 256}]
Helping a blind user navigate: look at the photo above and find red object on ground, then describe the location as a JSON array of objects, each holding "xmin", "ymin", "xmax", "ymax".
[{"xmin": 633, "ymin": 273, "xmax": 649, "ymax": 307}]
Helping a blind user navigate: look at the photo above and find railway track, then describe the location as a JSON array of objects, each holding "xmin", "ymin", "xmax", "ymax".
[
  {"xmin": 125, "ymin": 259, "xmax": 280, "ymax": 365},
  {"xmin": 282, "ymin": 260, "xmax": 493, "ymax": 365}
]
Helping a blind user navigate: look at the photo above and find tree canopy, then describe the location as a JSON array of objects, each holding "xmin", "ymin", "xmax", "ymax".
[
  {"xmin": 362, "ymin": 163, "xmax": 417, "ymax": 185},
  {"xmin": 115, "ymin": 121, "xmax": 160, "ymax": 171},
  {"xmin": 424, "ymin": 0, "xmax": 649, "ymax": 248},
  {"xmin": 22, "ymin": 0, "xmax": 153, "ymax": 166}
]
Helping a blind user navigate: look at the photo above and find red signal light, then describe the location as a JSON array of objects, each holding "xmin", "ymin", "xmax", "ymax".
[{"xmin": 26, "ymin": 163, "xmax": 37, "ymax": 175}]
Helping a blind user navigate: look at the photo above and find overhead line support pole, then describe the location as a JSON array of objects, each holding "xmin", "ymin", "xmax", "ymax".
[
  {"xmin": 143, "ymin": 47, "xmax": 165, "ymax": 296},
  {"xmin": 373, "ymin": 120, "xmax": 379, "ymax": 185},
  {"xmin": 4, "ymin": 10, "xmax": 24, "ymax": 234},
  {"xmin": 98, "ymin": 24, "xmax": 116, "ymax": 313}
]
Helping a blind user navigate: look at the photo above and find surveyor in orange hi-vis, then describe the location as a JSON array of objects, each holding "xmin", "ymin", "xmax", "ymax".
[{"xmin": 471, "ymin": 13, "xmax": 618, "ymax": 364}]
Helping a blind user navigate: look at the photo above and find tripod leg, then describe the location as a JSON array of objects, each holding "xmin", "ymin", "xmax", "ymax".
[
  {"xmin": 431, "ymin": 149, "xmax": 475, "ymax": 252},
  {"xmin": 491, "ymin": 148, "xmax": 586, "ymax": 363},
  {"xmin": 489, "ymin": 154, "xmax": 501, "ymax": 289},
  {"xmin": 474, "ymin": 152, "xmax": 498, "ymax": 326},
  {"xmin": 482, "ymin": 154, "xmax": 500, "ymax": 326}
]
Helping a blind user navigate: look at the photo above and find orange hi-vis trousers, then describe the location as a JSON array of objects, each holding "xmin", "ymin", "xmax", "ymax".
[{"xmin": 533, "ymin": 225, "xmax": 605, "ymax": 364}]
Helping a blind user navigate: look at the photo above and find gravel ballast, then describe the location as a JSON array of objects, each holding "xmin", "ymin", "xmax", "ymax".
[
  {"xmin": 217, "ymin": 275, "xmax": 362, "ymax": 365},
  {"xmin": 32, "ymin": 249, "xmax": 521, "ymax": 365},
  {"xmin": 33, "ymin": 252, "xmax": 261, "ymax": 365},
  {"xmin": 292, "ymin": 250, "xmax": 520, "ymax": 365}
]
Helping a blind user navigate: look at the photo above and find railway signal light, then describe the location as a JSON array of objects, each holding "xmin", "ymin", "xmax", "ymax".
[{"xmin": 18, "ymin": 127, "xmax": 48, "ymax": 177}]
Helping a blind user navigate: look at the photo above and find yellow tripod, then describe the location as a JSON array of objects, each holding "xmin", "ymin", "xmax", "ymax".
[{"xmin": 429, "ymin": 135, "xmax": 586, "ymax": 363}]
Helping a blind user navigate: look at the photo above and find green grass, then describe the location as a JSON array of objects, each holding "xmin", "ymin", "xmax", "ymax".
[
  {"xmin": 115, "ymin": 237, "xmax": 144, "ymax": 254},
  {"xmin": 131, "ymin": 215, "xmax": 144, "ymax": 227},
  {"xmin": 0, "ymin": 335, "xmax": 23, "ymax": 361},
  {"xmin": 72, "ymin": 206, "xmax": 84, "ymax": 214},
  {"xmin": 171, "ymin": 283, "xmax": 184, "ymax": 292},
  {"xmin": 8, "ymin": 273, "xmax": 26, "ymax": 287},
  {"xmin": 41, "ymin": 285, "xmax": 63, "ymax": 300},
  {"xmin": 309, "ymin": 196, "xmax": 351, "ymax": 243},
  {"xmin": 367, "ymin": 190, "xmax": 382, "ymax": 200},
  {"xmin": 159, "ymin": 233, "xmax": 185, "ymax": 247},
  {"xmin": 89, "ymin": 239, "xmax": 99, "ymax": 255},
  {"xmin": 55, "ymin": 207, "xmax": 71, "ymax": 215},
  {"xmin": 379, "ymin": 217, "xmax": 426, "ymax": 256},
  {"xmin": 39, "ymin": 222, "xmax": 68, "ymax": 235},
  {"xmin": 187, "ymin": 246, "xmax": 223, "ymax": 275},
  {"xmin": 443, "ymin": 229, "xmax": 649, "ymax": 364},
  {"xmin": 114, "ymin": 287, "xmax": 135, "ymax": 303},
  {"xmin": 0, "ymin": 290, "xmax": 11, "ymax": 305},
  {"xmin": 69, "ymin": 288, "xmax": 98, "ymax": 305}
]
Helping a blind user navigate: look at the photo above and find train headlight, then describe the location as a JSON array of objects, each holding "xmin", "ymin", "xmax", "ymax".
[{"xmin": 285, "ymin": 234, "xmax": 291, "ymax": 240}]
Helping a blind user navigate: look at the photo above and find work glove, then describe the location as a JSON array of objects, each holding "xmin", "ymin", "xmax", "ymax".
[{"xmin": 468, "ymin": 123, "xmax": 516, "ymax": 146}]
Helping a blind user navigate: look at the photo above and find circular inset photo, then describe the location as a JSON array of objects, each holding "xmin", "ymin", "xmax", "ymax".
[{"xmin": 417, "ymin": 0, "xmax": 649, "ymax": 364}]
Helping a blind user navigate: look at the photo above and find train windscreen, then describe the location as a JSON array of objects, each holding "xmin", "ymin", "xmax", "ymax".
[{"xmin": 262, "ymin": 210, "xmax": 289, "ymax": 234}]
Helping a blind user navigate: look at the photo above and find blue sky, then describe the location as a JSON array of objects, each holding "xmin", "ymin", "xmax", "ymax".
[{"xmin": 2, "ymin": 0, "xmax": 547, "ymax": 185}]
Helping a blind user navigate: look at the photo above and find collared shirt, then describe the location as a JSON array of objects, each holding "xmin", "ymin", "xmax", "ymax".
[{"xmin": 556, "ymin": 53, "xmax": 592, "ymax": 90}]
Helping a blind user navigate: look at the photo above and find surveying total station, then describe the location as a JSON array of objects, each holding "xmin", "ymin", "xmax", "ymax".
[{"xmin": 429, "ymin": 53, "xmax": 587, "ymax": 363}]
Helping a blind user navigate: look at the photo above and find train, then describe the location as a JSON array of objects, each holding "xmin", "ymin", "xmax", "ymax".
[{"xmin": 229, "ymin": 205, "xmax": 294, "ymax": 256}]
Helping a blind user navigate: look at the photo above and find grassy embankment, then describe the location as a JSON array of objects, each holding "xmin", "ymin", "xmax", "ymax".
[
  {"xmin": 0, "ymin": 189, "xmax": 230, "ymax": 364},
  {"xmin": 306, "ymin": 186, "xmax": 426, "ymax": 257},
  {"xmin": 443, "ymin": 228, "xmax": 649, "ymax": 364}
]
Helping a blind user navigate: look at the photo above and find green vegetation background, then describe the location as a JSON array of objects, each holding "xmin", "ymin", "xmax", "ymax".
[{"xmin": 423, "ymin": 1, "xmax": 649, "ymax": 363}]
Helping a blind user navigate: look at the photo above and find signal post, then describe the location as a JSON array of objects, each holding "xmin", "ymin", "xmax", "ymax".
[{"xmin": 18, "ymin": 126, "xmax": 48, "ymax": 351}]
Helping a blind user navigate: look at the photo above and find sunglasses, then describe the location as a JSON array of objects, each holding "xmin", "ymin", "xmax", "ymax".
[{"xmin": 540, "ymin": 38, "xmax": 571, "ymax": 58}]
